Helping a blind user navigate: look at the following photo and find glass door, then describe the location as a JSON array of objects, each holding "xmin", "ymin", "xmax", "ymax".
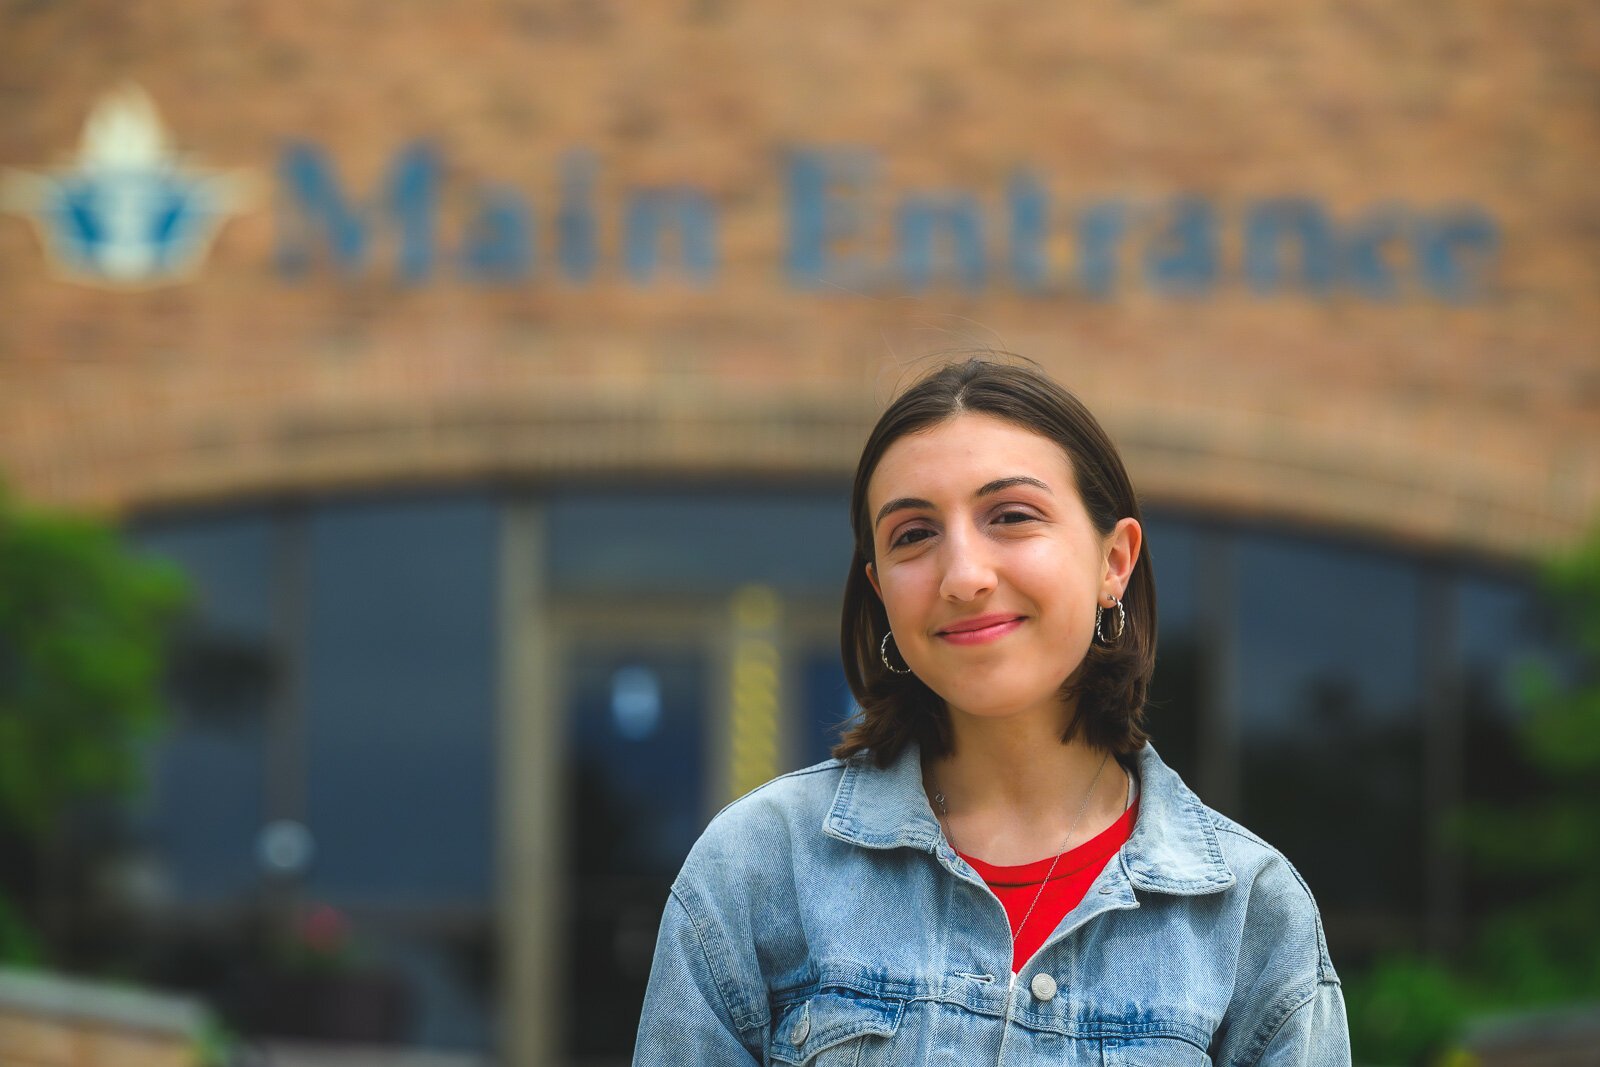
[{"xmin": 561, "ymin": 635, "xmax": 710, "ymax": 1065}]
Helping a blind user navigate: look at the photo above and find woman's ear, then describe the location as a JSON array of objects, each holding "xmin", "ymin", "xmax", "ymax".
[
  {"xmin": 1102, "ymin": 518, "xmax": 1141, "ymax": 597},
  {"xmin": 865, "ymin": 561, "xmax": 883, "ymax": 601}
]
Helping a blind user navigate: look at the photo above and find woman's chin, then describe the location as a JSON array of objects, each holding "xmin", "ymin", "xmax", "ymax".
[{"xmin": 942, "ymin": 693, "xmax": 1068, "ymax": 729}]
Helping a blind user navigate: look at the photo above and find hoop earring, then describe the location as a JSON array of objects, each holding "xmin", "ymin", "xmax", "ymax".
[
  {"xmin": 879, "ymin": 631, "xmax": 912, "ymax": 674},
  {"xmin": 1095, "ymin": 596, "xmax": 1126, "ymax": 645}
]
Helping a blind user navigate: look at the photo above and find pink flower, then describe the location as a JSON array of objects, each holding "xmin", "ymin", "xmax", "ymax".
[{"xmin": 297, "ymin": 902, "xmax": 350, "ymax": 956}]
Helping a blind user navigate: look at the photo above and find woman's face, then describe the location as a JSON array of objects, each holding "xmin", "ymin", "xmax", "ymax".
[{"xmin": 864, "ymin": 412, "xmax": 1140, "ymax": 731}]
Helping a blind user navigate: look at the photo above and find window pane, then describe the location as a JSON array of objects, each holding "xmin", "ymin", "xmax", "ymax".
[
  {"xmin": 1142, "ymin": 513, "xmax": 1202, "ymax": 785},
  {"xmin": 799, "ymin": 647, "xmax": 856, "ymax": 769},
  {"xmin": 303, "ymin": 494, "xmax": 498, "ymax": 906},
  {"xmin": 564, "ymin": 643, "xmax": 707, "ymax": 1059},
  {"xmin": 125, "ymin": 514, "xmax": 275, "ymax": 903},
  {"xmin": 1235, "ymin": 533, "xmax": 1425, "ymax": 960},
  {"xmin": 546, "ymin": 491, "xmax": 851, "ymax": 597},
  {"xmin": 1455, "ymin": 572, "xmax": 1546, "ymax": 926}
]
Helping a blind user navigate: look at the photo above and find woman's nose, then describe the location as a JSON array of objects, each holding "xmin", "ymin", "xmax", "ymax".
[{"xmin": 938, "ymin": 526, "xmax": 997, "ymax": 602}]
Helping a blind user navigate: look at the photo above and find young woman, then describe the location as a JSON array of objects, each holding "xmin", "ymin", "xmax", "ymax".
[{"xmin": 634, "ymin": 358, "xmax": 1351, "ymax": 1065}]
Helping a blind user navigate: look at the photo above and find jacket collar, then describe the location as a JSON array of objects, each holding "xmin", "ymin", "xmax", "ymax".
[{"xmin": 822, "ymin": 741, "xmax": 1234, "ymax": 896}]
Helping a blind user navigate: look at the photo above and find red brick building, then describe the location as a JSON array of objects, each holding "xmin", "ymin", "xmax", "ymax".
[{"xmin": 2, "ymin": 3, "xmax": 1595, "ymax": 1062}]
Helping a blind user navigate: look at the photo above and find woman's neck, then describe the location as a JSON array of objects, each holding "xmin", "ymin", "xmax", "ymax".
[{"xmin": 924, "ymin": 706, "xmax": 1129, "ymax": 865}]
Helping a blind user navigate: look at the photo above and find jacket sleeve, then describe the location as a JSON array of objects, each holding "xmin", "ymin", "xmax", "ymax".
[
  {"xmin": 1248, "ymin": 979, "xmax": 1351, "ymax": 1067},
  {"xmin": 632, "ymin": 888, "xmax": 766, "ymax": 1066},
  {"xmin": 1208, "ymin": 834, "xmax": 1353, "ymax": 1067}
]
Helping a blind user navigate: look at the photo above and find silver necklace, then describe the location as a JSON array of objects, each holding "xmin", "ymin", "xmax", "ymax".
[{"xmin": 932, "ymin": 750, "xmax": 1112, "ymax": 952}]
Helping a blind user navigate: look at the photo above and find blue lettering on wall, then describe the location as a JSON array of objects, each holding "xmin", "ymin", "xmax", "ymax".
[
  {"xmin": 623, "ymin": 188, "xmax": 717, "ymax": 284},
  {"xmin": 277, "ymin": 141, "xmax": 438, "ymax": 281},
  {"xmin": 897, "ymin": 192, "xmax": 985, "ymax": 291},
  {"xmin": 1076, "ymin": 202, "xmax": 1127, "ymax": 298},
  {"xmin": 272, "ymin": 141, "xmax": 1500, "ymax": 301},
  {"xmin": 785, "ymin": 149, "xmax": 877, "ymax": 290},
  {"xmin": 461, "ymin": 186, "xmax": 532, "ymax": 281},
  {"xmin": 1339, "ymin": 204, "xmax": 1406, "ymax": 300},
  {"xmin": 557, "ymin": 150, "xmax": 598, "ymax": 283},
  {"xmin": 1416, "ymin": 208, "xmax": 1499, "ymax": 302},
  {"xmin": 1245, "ymin": 198, "xmax": 1337, "ymax": 296},
  {"xmin": 1145, "ymin": 197, "xmax": 1218, "ymax": 296},
  {"xmin": 1007, "ymin": 171, "xmax": 1049, "ymax": 293}
]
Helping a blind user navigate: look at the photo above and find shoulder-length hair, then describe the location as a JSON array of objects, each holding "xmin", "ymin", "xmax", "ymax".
[{"xmin": 833, "ymin": 357, "xmax": 1157, "ymax": 767}]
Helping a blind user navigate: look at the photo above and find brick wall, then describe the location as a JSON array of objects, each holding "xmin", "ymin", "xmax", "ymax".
[{"xmin": 0, "ymin": 1, "xmax": 1595, "ymax": 558}]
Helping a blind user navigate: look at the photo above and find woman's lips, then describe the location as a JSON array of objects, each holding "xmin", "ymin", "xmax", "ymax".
[{"xmin": 937, "ymin": 616, "xmax": 1024, "ymax": 646}]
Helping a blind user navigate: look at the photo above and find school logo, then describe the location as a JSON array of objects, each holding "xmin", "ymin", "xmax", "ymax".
[{"xmin": 2, "ymin": 84, "xmax": 254, "ymax": 287}]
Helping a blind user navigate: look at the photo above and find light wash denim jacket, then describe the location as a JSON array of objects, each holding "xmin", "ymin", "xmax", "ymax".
[{"xmin": 634, "ymin": 743, "xmax": 1351, "ymax": 1066}]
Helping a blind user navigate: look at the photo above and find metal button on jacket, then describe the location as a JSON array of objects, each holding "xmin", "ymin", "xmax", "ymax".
[
  {"xmin": 791, "ymin": 1008, "xmax": 810, "ymax": 1046},
  {"xmin": 1030, "ymin": 972, "xmax": 1058, "ymax": 1001}
]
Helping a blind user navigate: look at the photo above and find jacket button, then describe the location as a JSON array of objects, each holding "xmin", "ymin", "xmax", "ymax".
[
  {"xmin": 1029, "ymin": 972, "xmax": 1057, "ymax": 1001},
  {"xmin": 791, "ymin": 1010, "xmax": 810, "ymax": 1045}
]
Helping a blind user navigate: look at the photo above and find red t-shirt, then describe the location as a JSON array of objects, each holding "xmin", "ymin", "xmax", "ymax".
[{"xmin": 957, "ymin": 799, "xmax": 1138, "ymax": 973}]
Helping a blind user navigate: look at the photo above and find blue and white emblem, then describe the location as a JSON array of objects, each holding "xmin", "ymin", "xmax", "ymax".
[{"xmin": 2, "ymin": 84, "xmax": 253, "ymax": 287}]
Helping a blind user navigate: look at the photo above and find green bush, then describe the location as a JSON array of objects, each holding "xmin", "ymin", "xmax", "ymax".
[
  {"xmin": 1345, "ymin": 956, "xmax": 1469, "ymax": 1066},
  {"xmin": 0, "ymin": 481, "xmax": 189, "ymax": 962},
  {"xmin": 1346, "ymin": 523, "xmax": 1600, "ymax": 1065}
]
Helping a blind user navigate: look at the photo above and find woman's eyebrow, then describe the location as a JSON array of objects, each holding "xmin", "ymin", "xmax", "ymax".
[
  {"xmin": 874, "ymin": 496, "xmax": 934, "ymax": 528},
  {"xmin": 976, "ymin": 475, "xmax": 1051, "ymax": 498},
  {"xmin": 874, "ymin": 476, "xmax": 1052, "ymax": 529}
]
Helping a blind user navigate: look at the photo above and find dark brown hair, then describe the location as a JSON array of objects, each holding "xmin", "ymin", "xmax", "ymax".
[{"xmin": 833, "ymin": 356, "xmax": 1157, "ymax": 767}]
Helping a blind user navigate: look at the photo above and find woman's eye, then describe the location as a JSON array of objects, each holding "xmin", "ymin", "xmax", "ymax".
[
  {"xmin": 994, "ymin": 510, "xmax": 1036, "ymax": 526},
  {"xmin": 891, "ymin": 527, "xmax": 933, "ymax": 548}
]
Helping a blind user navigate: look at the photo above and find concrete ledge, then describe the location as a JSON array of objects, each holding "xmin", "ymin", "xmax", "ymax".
[
  {"xmin": 0, "ymin": 967, "xmax": 206, "ymax": 1067},
  {"xmin": 251, "ymin": 1042, "xmax": 491, "ymax": 1067},
  {"xmin": 1463, "ymin": 1003, "xmax": 1600, "ymax": 1066}
]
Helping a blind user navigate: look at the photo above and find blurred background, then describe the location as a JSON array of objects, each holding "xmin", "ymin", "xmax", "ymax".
[{"xmin": 1, "ymin": 3, "xmax": 1597, "ymax": 1066}]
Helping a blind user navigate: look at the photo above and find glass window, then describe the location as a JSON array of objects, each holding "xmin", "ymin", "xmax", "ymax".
[
  {"xmin": 125, "ymin": 513, "xmax": 276, "ymax": 903},
  {"xmin": 1457, "ymin": 572, "xmax": 1544, "ymax": 789},
  {"xmin": 1141, "ymin": 513, "xmax": 1202, "ymax": 786},
  {"xmin": 301, "ymin": 494, "xmax": 499, "ymax": 907},
  {"xmin": 546, "ymin": 489, "xmax": 852, "ymax": 598},
  {"xmin": 1234, "ymin": 531, "xmax": 1426, "ymax": 960},
  {"xmin": 1455, "ymin": 570, "xmax": 1546, "ymax": 927},
  {"xmin": 799, "ymin": 647, "xmax": 856, "ymax": 769},
  {"xmin": 564, "ymin": 643, "xmax": 708, "ymax": 1060}
]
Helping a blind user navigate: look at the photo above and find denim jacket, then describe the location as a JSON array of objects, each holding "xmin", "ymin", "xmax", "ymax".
[{"xmin": 634, "ymin": 743, "xmax": 1350, "ymax": 1066}]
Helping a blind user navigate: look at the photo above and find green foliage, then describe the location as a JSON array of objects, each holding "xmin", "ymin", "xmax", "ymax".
[
  {"xmin": 0, "ymin": 891, "xmax": 41, "ymax": 966},
  {"xmin": 1345, "ymin": 955, "xmax": 1470, "ymax": 1067},
  {"xmin": 0, "ymin": 482, "xmax": 189, "ymax": 836},
  {"xmin": 192, "ymin": 1015, "xmax": 239, "ymax": 1067},
  {"xmin": 1465, "ymin": 525, "xmax": 1600, "ymax": 1003},
  {"xmin": 0, "ymin": 480, "xmax": 189, "ymax": 966},
  {"xmin": 1346, "ymin": 523, "xmax": 1600, "ymax": 1064}
]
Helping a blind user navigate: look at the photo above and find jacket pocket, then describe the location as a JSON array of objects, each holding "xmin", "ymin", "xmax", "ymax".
[
  {"xmin": 1105, "ymin": 1037, "xmax": 1213, "ymax": 1067},
  {"xmin": 768, "ymin": 990, "xmax": 903, "ymax": 1065}
]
